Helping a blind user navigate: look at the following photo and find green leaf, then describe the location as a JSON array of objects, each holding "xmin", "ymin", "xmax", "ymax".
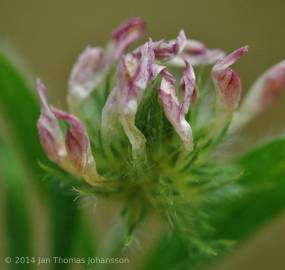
[
  {"xmin": 0, "ymin": 53, "xmax": 45, "ymax": 172},
  {"xmin": 0, "ymin": 52, "xmax": 96, "ymax": 269},
  {"xmin": 209, "ymin": 137, "xmax": 285, "ymax": 242},
  {"xmin": 142, "ymin": 138, "xmax": 285, "ymax": 270},
  {"xmin": 0, "ymin": 134, "xmax": 32, "ymax": 270}
]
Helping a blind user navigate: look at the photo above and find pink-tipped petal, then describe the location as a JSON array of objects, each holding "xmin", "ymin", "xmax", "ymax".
[
  {"xmin": 37, "ymin": 79, "xmax": 67, "ymax": 163},
  {"xmin": 102, "ymin": 41, "xmax": 157, "ymax": 158},
  {"xmin": 168, "ymin": 38, "xmax": 225, "ymax": 67},
  {"xmin": 115, "ymin": 41, "xmax": 155, "ymax": 115},
  {"xmin": 112, "ymin": 17, "xmax": 146, "ymax": 42},
  {"xmin": 117, "ymin": 42, "xmax": 156, "ymax": 157},
  {"xmin": 188, "ymin": 49, "xmax": 226, "ymax": 66},
  {"xmin": 68, "ymin": 46, "xmax": 106, "ymax": 106},
  {"xmin": 51, "ymin": 110, "xmax": 89, "ymax": 167},
  {"xmin": 213, "ymin": 46, "xmax": 248, "ymax": 72},
  {"xmin": 51, "ymin": 108, "xmax": 101, "ymax": 184},
  {"xmin": 51, "ymin": 109, "xmax": 87, "ymax": 169},
  {"xmin": 116, "ymin": 54, "xmax": 139, "ymax": 115},
  {"xmin": 37, "ymin": 79, "xmax": 52, "ymax": 113},
  {"xmin": 101, "ymin": 41, "xmax": 166, "ymax": 153},
  {"xmin": 152, "ymin": 63, "xmax": 166, "ymax": 78},
  {"xmin": 69, "ymin": 18, "xmax": 145, "ymax": 108},
  {"xmin": 37, "ymin": 81, "xmax": 101, "ymax": 184},
  {"xmin": 110, "ymin": 17, "xmax": 146, "ymax": 60},
  {"xmin": 252, "ymin": 60, "xmax": 285, "ymax": 111},
  {"xmin": 183, "ymin": 39, "xmax": 207, "ymax": 55},
  {"xmin": 153, "ymin": 30, "xmax": 186, "ymax": 61},
  {"xmin": 211, "ymin": 46, "xmax": 248, "ymax": 111},
  {"xmin": 159, "ymin": 60, "xmax": 197, "ymax": 151},
  {"xmin": 180, "ymin": 60, "xmax": 198, "ymax": 113},
  {"xmin": 169, "ymin": 49, "xmax": 226, "ymax": 67},
  {"xmin": 231, "ymin": 60, "xmax": 285, "ymax": 132}
]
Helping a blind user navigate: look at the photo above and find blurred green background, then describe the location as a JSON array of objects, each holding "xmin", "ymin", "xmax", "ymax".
[{"xmin": 0, "ymin": 0, "xmax": 285, "ymax": 269}]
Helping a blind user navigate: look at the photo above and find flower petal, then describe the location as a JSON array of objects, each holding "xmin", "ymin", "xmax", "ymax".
[
  {"xmin": 168, "ymin": 38, "xmax": 225, "ymax": 66},
  {"xmin": 188, "ymin": 49, "xmax": 226, "ymax": 66},
  {"xmin": 101, "ymin": 87, "xmax": 119, "ymax": 137},
  {"xmin": 152, "ymin": 63, "xmax": 166, "ymax": 78},
  {"xmin": 52, "ymin": 108, "xmax": 102, "ymax": 184},
  {"xmin": 118, "ymin": 42, "xmax": 155, "ymax": 157},
  {"xmin": 110, "ymin": 17, "xmax": 146, "ymax": 61},
  {"xmin": 247, "ymin": 60, "xmax": 285, "ymax": 111},
  {"xmin": 212, "ymin": 46, "xmax": 248, "ymax": 72},
  {"xmin": 153, "ymin": 30, "xmax": 186, "ymax": 61},
  {"xmin": 184, "ymin": 39, "xmax": 208, "ymax": 55},
  {"xmin": 68, "ymin": 18, "xmax": 146, "ymax": 110},
  {"xmin": 117, "ymin": 41, "xmax": 155, "ymax": 112},
  {"xmin": 180, "ymin": 60, "xmax": 199, "ymax": 112},
  {"xmin": 102, "ymin": 41, "xmax": 156, "ymax": 158},
  {"xmin": 159, "ymin": 60, "xmax": 197, "ymax": 151},
  {"xmin": 37, "ymin": 79, "xmax": 67, "ymax": 163},
  {"xmin": 231, "ymin": 60, "xmax": 285, "ymax": 131},
  {"xmin": 211, "ymin": 46, "xmax": 248, "ymax": 111},
  {"xmin": 68, "ymin": 46, "xmax": 106, "ymax": 109}
]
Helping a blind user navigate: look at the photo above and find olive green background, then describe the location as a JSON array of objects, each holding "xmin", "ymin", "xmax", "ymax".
[{"xmin": 0, "ymin": 0, "xmax": 285, "ymax": 269}]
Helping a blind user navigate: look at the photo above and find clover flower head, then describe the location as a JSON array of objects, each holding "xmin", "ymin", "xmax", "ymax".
[{"xmin": 37, "ymin": 17, "xmax": 285, "ymax": 237}]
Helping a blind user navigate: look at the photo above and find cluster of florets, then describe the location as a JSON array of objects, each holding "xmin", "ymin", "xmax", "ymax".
[{"xmin": 37, "ymin": 17, "xmax": 285, "ymax": 231}]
